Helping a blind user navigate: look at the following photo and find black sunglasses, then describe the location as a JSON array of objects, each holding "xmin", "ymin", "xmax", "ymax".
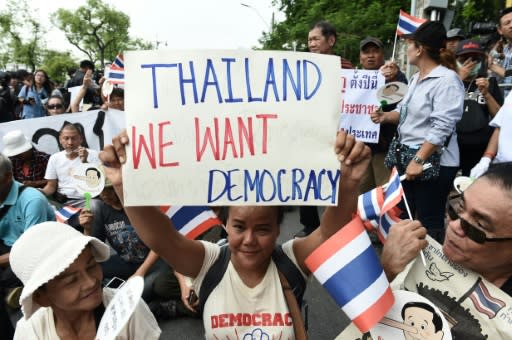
[
  {"xmin": 447, "ymin": 202, "xmax": 512, "ymax": 244},
  {"xmin": 47, "ymin": 104, "xmax": 63, "ymax": 110}
]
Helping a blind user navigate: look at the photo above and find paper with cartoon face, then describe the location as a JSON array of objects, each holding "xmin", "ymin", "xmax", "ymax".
[
  {"xmin": 370, "ymin": 290, "xmax": 452, "ymax": 340},
  {"xmin": 72, "ymin": 163, "xmax": 105, "ymax": 197}
]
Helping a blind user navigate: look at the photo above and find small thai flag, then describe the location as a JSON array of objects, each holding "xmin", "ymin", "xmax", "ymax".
[
  {"xmin": 357, "ymin": 186, "xmax": 384, "ymax": 232},
  {"xmin": 55, "ymin": 206, "xmax": 81, "ymax": 224},
  {"xmin": 107, "ymin": 65, "xmax": 124, "ymax": 85},
  {"xmin": 305, "ymin": 217, "xmax": 394, "ymax": 332},
  {"xmin": 397, "ymin": 9, "xmax": 426, "ymax": 36},
  {"xmin": 378, "ymin": 208, "xmax": 402, "ymax": 243},
  {"xmin": 161, "ymin": 206, "xmax": 222, "ymax": 240},
  {"xmin": 468, "ymin": 279, "xmax": 505, "ymax": 319},
  {"xmin": 112, "ymin": 53, "xmax": 124, "ymax": 69},
  {"xmin": 381, "ymin": 168, "xmax": 403, "ymax": 213}
]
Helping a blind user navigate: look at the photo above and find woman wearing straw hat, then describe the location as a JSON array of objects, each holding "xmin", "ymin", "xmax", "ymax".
[
  {"xmin": 371, "ymin": 21, "xmax": 464, "ymax": 243},
  {"xmin": 10, "ymin": 221, "xmax": 160, "ymax": 339}
]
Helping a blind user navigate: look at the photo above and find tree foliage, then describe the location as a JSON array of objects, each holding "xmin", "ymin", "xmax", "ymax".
[
  {"xmin": 261, "ymin": 0, "xmax": 505, "ymax": 64},
  {"xmin": 52, "ymin": 0, "xmax": 141, "ymax": 68},
  {"xmin": 261, "ymin": 0, "xmax": 410, "ymax": 64},
  {"xmin": 0, "ymin": 0, "xmax": 45, "ymax": 71},
  {"xmin": 40, "ymin": 50, "xmax": 78, "ymax": 85}
]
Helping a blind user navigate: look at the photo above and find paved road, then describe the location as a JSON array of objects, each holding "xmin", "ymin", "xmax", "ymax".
[{"xmin": 158, "ymin": 207, "xmax": 351, "ymax": 339}]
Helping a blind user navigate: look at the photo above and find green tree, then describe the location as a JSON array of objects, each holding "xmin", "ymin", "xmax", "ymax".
[
  {"xmin": 40, "ymin": 50, "xmax": 78, "ymax": 85},
  {"xmin": 451, "ymin": 0, "xmax": 503, "ymax": 34},
  {"xmin": 261, "ymin": 0, "xmax": 410, "ymax": 64},
  {"xmin": 52, "ymin": 0, "xmax": 138, "ymax": 68},
  {"xmin": 0, "ymin": 0, "xmax": 46, "ymax": 71}
]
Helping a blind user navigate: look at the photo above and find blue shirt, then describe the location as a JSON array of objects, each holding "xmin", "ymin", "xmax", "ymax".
[
  {"xmin": 0, "ymin": 181, "xmax": 55, "ymax": 246},
  {"xmin": 496, "ymin": 43, "xmax": 512, "ymax": 97},
  {"xmin": 395, "ymin": 65, "xmax": 464, "ymax": 167},
  {"xmin": 17, "ymin": 85, "xmax": 48, "ymax": 119}
]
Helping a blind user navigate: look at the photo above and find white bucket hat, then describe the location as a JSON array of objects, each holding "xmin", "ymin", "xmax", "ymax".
[
  {"xmin": 10, "ymin": 222, "xmax": 110, "ymax": 319},
  {"xmin": 2, "ymin": 130, "xmax": 33, "ymax": 157}
]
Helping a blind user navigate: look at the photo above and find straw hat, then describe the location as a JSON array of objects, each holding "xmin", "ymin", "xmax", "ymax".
[
  {"xmin": 10, "ymin": 222, "xmax": 110, "ymax": 319},
  {"xmin": 2, "ymin": 130, "xmax": 33, "ymax": 157}
]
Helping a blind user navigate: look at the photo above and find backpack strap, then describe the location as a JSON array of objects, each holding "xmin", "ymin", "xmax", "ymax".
[
  {"xmin": 272, "ymin": 245, "xmax": 306, "ymax": 307},
  {"xmin": 198, "ymin": 244, "xmax": 230, "ymax": 313},
  {"xmin": 198, "ymin": 243, "xmax": 306, "ymax": 314}
]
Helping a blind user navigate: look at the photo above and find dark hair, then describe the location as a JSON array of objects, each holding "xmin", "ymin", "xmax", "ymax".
[
  {"xmin": 85, "ymin": 167, "xmax": 101, "ymax": 178},
  {"xmin": 33, "ymin": 69, "xmax": 53, "ymax": 94},
  {"xmin": 16, "ymin": 69, "xmax": 29, "ymax": 81},
  {"xmin": 414, "ymin": 41, "xmax": 457, "ymax": 71},
  {"xmin": 311, "ymin": 21, "xmax": 337, "ymax": 46},
  {"xmin": 499, "ymin": 7, "xmax": 512, "ymax": 26},
  {"xmin": 481, "ymin": 162, "xmax": 512, "ymax": 192},
  {"xmin": 80, "ymin": 60, "xmax": 95, "ymax": 71},
  {"xmin": 401, "ymin": 301, "xmax": 443, "ymax": 332},
  {"xmin": 225, "ymin": 206, "xmax": 285, "ymax": 226},
  {"xmin": 47, "ymin": 95, "xmax": 64, "ymax": 104},
  {"xmin": 110, "ymin": 87, "xmax": 124, "ymax": 99},
  {"xmin": 59, "ymin": 122, "xmax": 82, "ymax": 136}
]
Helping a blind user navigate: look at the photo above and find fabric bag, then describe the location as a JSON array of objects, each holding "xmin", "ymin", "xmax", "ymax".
[{"xmin": 384, "ymin": 137, "xmax": 442, "ymax": 181}]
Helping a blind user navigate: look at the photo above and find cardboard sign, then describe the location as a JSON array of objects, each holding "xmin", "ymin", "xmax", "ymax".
[
  {"xmin": 339, "ymin": 69, "xmax": 385, "ymax": 144},
  {"xmin": 123, "ymin": 50, "xmax": 342, "ymax": 206}
]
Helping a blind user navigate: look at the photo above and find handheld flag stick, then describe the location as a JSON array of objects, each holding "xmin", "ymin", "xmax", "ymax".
[
  {"xmin": 382, "ymin": 163, "xmax": 432, "ymax": 267},
  {"xmin": 84, "ymin": 192, "xmax": 91, "ymax": 210}
]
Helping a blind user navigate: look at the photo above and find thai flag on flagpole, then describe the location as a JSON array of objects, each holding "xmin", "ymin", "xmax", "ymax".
[
  {"xmin": 305, "ymin": 217, "xmax": 394, "ymax": 333},
  {"xmin": 55, "ymin": 206, "xmax": 81, "ymax": 224},
  {"xmin": 397, "ymin": 9, "xmax": 426, "ymax": 36},
  {"xmin": 112, "ymin": 53, "xmax": 124, "ymax": 69},
  {"xmin": 106, "ymin": 65, "xmax": 124, "ymax": 85},
  {"xmin": 161, "ymin": 206, "xmax": 222, "ymax": 240}
]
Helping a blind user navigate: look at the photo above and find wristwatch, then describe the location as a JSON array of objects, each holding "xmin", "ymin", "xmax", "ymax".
[{"xmin": 412, "ymin": 155, "xmax": 425, "ymax": 165}]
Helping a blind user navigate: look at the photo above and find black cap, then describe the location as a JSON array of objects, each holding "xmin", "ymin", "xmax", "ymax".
[
  {"xmin": 455, "ymin": 39, "xmax": 485, "ymax": 56},
  {"xmin": 446, "ymin": 28, "xmax": 465, "ymax": 40},
  {"xmin": 360, "ymin": 37, "xmax": 384, "ymax": 50},
  {"xmin": 403, "ymin": 21, "xmax": 446, "ymax": 51}
]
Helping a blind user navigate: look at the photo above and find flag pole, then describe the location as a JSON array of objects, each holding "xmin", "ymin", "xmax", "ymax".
[{"xmin": 391, "ymin": 30, "xmax": 398, "ymax": 61}]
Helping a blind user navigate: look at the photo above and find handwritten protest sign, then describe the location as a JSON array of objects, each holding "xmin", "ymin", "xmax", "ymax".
[
  {"xmin": 0, "ymin": 109, "xmax": 125, "ymax": 155},
  {"xmin": 123, "ymin": 50, "xmax": 342, "ymax": 206},
  {"xmin": 339, "ymin": 70, "xmax": 384, "ymax": 143}
]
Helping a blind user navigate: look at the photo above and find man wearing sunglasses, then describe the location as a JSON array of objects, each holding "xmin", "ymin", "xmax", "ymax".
[
  {"xmin": 45, "ymin": 95, "xmax": 66, "ymax": 115},
  {"xmin": 382, "ymin": 162, "xmax": 512, "ymax": 296}
]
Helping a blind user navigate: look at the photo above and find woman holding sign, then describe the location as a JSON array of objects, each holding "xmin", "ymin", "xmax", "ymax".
[
  {"xmin": 10, "ymin": 222, "xmax": 160, "ymax": 340},
  {"xmin": 371, "ymin": 21, "xmax": 464, "ymax": 242},
  {"xmin": 100, "ymin": 130, "xmax": 370, "ymax": 339}
]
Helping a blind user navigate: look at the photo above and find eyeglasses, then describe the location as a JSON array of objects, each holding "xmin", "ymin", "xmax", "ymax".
[
  {"xmin": 47, "ymin": 104, "xmax": 64, "ymax": 110},
  {"xmin": 447, "ymin": 202, "xmax": 512, "ymax": 244}
]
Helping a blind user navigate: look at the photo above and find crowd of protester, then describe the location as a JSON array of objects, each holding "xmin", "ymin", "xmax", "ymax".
[{"xmin": 1, "ymin": 7, "xmax": 512, "ymax": 340}]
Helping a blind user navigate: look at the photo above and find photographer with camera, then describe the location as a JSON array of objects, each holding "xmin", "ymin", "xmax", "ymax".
[
  {"xmin": 17, "ymin": 70, "xmax": 52, "ymax": 119},
  {"xmin": 67, "ymin": 60, "xmax": 102, "ymax": 111},
  {"xmin": 488, "ymin": 7, "xmax": 512, "ymax": 96}
]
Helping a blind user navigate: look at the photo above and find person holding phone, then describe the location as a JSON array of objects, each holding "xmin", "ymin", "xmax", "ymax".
[{"xmin": 455, "ymin": 39, "xmax": 503, "ymax": 176}]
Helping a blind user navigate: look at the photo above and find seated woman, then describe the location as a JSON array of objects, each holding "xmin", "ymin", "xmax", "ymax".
[
  {"xmin": 100, "ymin": 130, "xmax": 370, "ymax": 338},
  {"xmin": 9, "ymin": 221, "xmax": 160, "ymax": 340}
]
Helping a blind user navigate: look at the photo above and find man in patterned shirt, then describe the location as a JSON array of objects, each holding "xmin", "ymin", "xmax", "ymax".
[{"xmin": 2, "ymin": 130, "xmax": 49, "ymax": 188}]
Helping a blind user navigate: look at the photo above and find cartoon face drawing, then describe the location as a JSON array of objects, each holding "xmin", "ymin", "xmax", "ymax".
[
  {"xmin": 382, "ymin": 84, "xmax": 399, "ymax": 97},
  {"xmin": 402, "ymin": 302, "xmax": 444, "ymax": 340},
  {"xmin": 85, "ymin": 168, "xmax": 101, "ymax": 188}
]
